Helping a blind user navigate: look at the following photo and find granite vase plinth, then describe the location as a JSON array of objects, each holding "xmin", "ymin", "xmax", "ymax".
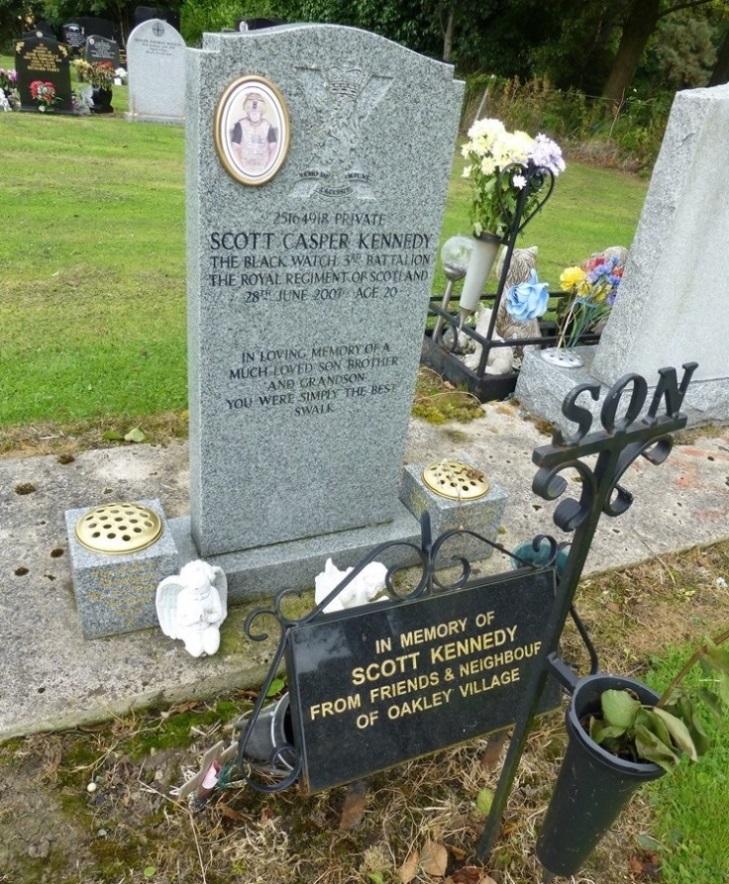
[
  {"xmin": 399, "ymin": 460, "xmax": 507, "ymax": 566},
  {"xmin": 65, "ymin": 499, "xmax": 180, "ymax": 638}
]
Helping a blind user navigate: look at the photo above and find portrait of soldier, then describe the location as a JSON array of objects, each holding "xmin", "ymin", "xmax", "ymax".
[{"xmin": 230, "ymin": 91, "xmax": 279, "ymax": 176}]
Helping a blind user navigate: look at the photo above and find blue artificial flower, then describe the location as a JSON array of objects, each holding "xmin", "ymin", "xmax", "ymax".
[{"xmin": 504, "ymin": 269, "xmax": 549, "ymax": 322}]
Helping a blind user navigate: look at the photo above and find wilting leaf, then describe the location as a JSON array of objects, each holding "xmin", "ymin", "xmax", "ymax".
[
  {"xmin": 601, "ymin": 690, "xmax": 641, "ymax": 729},
  {"xmin": 367, "ymin": 874, "xmax": 384, "ymax": 884},
  {"xmin": 703, "ymin": 640, "xmax": 729, "ymax": 675},
  {"xmin": 124, "ymin": 427, "xmax": 145, "ymax": 443},
  {"xmin": 634, "ymin": 722, "xmax": 680, "ymax": 771},
  {"xmin": 636, "ymin": 707, "xmax": 672, "ymax": 747},
  {"xmin": 399, "ymin": 849, "xmax": 419, "ymax": 883},
  {"xmin": 589, "ymin": 718, "xmax": 628, "ymax": 745},
  {"xmin": 650, "ymin": 707, "xmax": 698, "ymax": 760},
  {"xmin": 421, "ymin": 840, "xmax": 449, "ymax": 877},
  {"xmin": 475, "ymin": 787, "xmax": 494, "ymax": 816}
]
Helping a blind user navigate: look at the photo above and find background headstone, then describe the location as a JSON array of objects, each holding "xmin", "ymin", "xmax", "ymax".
[
  {"xmin": 134, "ymin": 6, "xmax": 181, "ymax": 31},
  {"xmin": 76, "ymin": 16, "xmax": 118, "ymax": 42},
  {"xmin": 236, "ymin": 18, "xmax": 285, "ymax": 31},
  {"xmin": 184, "ymin": 25, "xmax": 463, "ymax": 584},
  {"xmin": 515, "ymin": 84, "xmax": 729, "ymax": 429},
  {"xmin": 127, "ymin": 18, "xmax": 185, "ymax": 123},
  {"xmin": 15, "ymin": 33, "xmax": 73, "ymax": 112},
  {"xmin": 85, "ymin": 34, "xmax": 121, "ymax": 69},
  {"xmin": 62, "ymin": 23, "xmax": 84, "ymax": 53}
]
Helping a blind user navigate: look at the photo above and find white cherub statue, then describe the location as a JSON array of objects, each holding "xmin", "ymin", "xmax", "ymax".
[
  {"xmin": 156, "ymin": 560, "xmax": 228, "ymax": 657},
  {"xmin": 314, "ymin": 558, "xmax": 388, "ymax": 613}
]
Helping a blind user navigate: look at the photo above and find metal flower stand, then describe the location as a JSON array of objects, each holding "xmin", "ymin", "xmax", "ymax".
[{"xmin": 422, "ymin": 162, "xmax": 599, "ymax": 401}]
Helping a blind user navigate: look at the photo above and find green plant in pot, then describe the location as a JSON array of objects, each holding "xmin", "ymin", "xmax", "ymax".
[{"xmin": 536, "ymin": 629, "xmax": 729, "ymax": 878}]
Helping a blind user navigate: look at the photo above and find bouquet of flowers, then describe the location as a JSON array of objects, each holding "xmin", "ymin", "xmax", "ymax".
[
  {"xmin": 30, "ymin": 80, "xmax": 58, "ymax": 112},
  {"xmin": 74, "ymin": 59, "xmax": 115, "ymax": 90},
  {"xmin": 557, "ymin": 250, "xmax": 626, "ymax": 348},
  {"xmin": 461, "ymin": 119, "xmax": 565, "ymax": 239},
  {"xmin": 0, "ymin": 67, "xmax": 17, "ymax": 94}
]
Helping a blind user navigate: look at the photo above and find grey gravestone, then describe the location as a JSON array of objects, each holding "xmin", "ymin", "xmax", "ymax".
[
  {"xmin": 15, "ymin": 33, "xmax": 73, "ymax": 112},
  {"xmin": 183, "ymin": 25, "xmax": 464, "ymax": 591},
  {"xmin": 127, "ymin": 19, "xmax": 186, "ymax": 123},
  {"xmin": 85, "ymin": 34, "xmax": 121, "ymax": 69},
  {"xmin": 515, "ymin": 84, "xmax": 729, "ymax": 429}
]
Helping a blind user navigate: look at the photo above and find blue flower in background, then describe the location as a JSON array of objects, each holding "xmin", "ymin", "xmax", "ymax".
[{"xmin": 505, "ymin": 269, "xmax": 549, "ymax": 322}]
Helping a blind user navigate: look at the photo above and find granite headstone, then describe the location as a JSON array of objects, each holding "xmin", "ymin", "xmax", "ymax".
[
  {"xmin": 135, "ymin": 6, "xmax": 181, "ymax": 31},
  {"xmin": 62, "ymin": 23, "xmax": 84, "ymax": 52},
  {"xmin": 127, "ymin": 18, "xmax": 186, "ymax": 123},
  {"xmin": 85, "ymin": 34, "xmax": 121, "ymax": 69},
  {"xmin": 182, "ymin": 24, "xmax": 464, "ymax": 592},
  {"xmin": 15, "ymin": 32, "xmax": 73, "ymax": 112},
  {"xmin": 76, "ymin": 16, "xmax": 117, "ymax": 41},
  {"xmin": 516, "ymin": 85, "xmax": 729, "ymax": 429}
]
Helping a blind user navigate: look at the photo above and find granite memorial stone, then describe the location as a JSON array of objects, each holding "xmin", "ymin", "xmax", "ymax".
[
  {"xmin": 62, "ymin": 23, "xmax": 84, "ymax": 53},
  {"xmin": 127, "ymin": 18, "xmax": 186, "ymax": 123},
  {"xmin": 15, "ymin": 32, "xmax": 73, "ymax": 112},
  {"xmin": 135, "ymin": 6, "xmax": 181, "ymax": 31},
  {"xmin": 76, "ymin": 16, "xmax": 117, "ymax": 42},
  {"xmin": 184, "ymin": 26, "xmax": 464, "ymax": 582},
  {"xmin": 85, "ymin": 34, "xmax": 121, "ymax": 69},
  {"xmin": 516, "ymin": 84, "xmax": 729, "ymax": 429}
]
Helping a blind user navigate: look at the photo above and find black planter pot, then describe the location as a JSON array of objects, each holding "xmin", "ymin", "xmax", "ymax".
[
  {"xmin": 91, "ymin": 87, "xmax": 113, "ymax": 114},
  {"xmin": 536, "ymin": 673, "xmax": 665, "ymax": 878}
]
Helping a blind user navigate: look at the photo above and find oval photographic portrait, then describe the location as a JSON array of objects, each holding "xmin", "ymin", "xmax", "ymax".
[{"xmin": 214, "ymin": 76, "xmax": 290, "ymax": 186}]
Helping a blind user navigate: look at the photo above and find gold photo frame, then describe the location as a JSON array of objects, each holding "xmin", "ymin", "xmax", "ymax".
[{"xmin": 214, "ymin": 75, "xmax": 290, "ymax": 186}]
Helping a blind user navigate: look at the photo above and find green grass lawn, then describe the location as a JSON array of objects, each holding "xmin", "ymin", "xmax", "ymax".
[{"xmin": 0, "ymin": 67, "xmax": 648, "ymax": 429}]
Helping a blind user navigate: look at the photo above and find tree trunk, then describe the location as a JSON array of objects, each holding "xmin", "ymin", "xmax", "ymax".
[
  {"xmin": 708, "ymin": 28, "xmax": 729, "ymax": 86},
  {"xmin": 442, "ymin": 2, "xmax": 455, "ymax": 62},
  {"xmin": 601, "ymin": 0, "xmax": 660, "ymax": 105}
]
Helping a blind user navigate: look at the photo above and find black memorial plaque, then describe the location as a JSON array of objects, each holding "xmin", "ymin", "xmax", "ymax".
[
  {"xmin": 15, "ymin": 33, "xmax": 73, "ymax": 112},
  {"xmin": 287, "ymin": 569, "xmax": 557, "ymax": 792}
]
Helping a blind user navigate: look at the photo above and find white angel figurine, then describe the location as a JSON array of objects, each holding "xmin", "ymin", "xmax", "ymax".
[
  {"xmin": 315, "ymin": 558, "xmax": 388, "ymax": 613},
  {"xmin": 156, "ymin": 560, "xmax": 228, "ymax": 657}
]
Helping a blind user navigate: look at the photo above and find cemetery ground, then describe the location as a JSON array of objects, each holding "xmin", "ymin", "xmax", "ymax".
[
  {"xmin": 3, "ymin": 77, "xmax": 728, "ymax": 883},
  {"xmin": 1, "ymin": 534, "xmax": 728, "ymax": 884}
]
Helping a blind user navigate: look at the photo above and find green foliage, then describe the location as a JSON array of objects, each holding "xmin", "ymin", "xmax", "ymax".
[
  {"xmin": 461, "ymin": 74, "xmax": 671, "ymax": 171},
  {"xmin": 589, "ymin": 632, "xmax": 729, "ymax": 771},
  {"xmin": 646, "ymin": 644, "xmax": 729, "ymax": 883}
]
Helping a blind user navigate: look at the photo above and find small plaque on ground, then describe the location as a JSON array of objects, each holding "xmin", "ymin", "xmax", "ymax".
[{"xmin": 287, "ymin": 569, "xmax": 556, "ymax": 791}]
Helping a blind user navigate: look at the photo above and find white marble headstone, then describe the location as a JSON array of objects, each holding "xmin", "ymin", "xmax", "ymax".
[{"xmin": 127, "ymin": 18, "xmax": 186, "ymax": 123}]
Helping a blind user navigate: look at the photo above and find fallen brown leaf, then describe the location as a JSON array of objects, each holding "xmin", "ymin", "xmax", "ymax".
[
  {"xmin": 338, "ymin": 779, "xmax": 369, "ymax": 830},
  {"xmin": 399, "ymin": 849, "xmax": 419, "ymax": 883},
  {"xmin": 421, "ymin": 839, "xmax": 449, "ymax": 877}
]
